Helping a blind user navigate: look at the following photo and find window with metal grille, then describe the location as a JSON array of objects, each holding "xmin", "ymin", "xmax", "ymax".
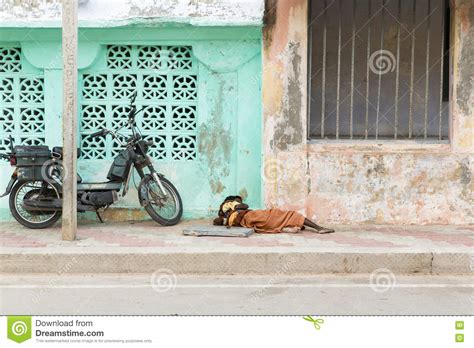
[
  {"xmin": 80, "ymin": 45, "xmax": 198, "ymax": 160},
  {"xmin": 308, "ymin": 0, "xmax": 450, "ymax": 140},
  {"xmin": 0, "ymin": 46, "xmax": 46, "ymax": 152}
]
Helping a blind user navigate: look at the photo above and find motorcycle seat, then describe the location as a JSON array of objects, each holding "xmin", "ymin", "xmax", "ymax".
[{"xmin": 52, "ymin": 146, "xmax": 82, "ymax": 159}]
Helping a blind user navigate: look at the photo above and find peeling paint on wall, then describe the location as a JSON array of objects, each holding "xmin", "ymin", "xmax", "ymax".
[
  {"xmin": 238, "ymin": 187, "xmax": 248, "ymax": 200},
  {"xmin": 198, "ymin": 80, "xmax": 233, "ymax": 194},
  {"xmin": 263, "ymin": 0, "xmax": 473, "ymax": 224},
  {"xmin": 0, "ymin": 0, "xmax": 265, "ymax": 26},
  {"xmin": 452, "ymin": 0, "xmax": 474, "ymax": 152},
  {"xmin": 305, "ymin": 153, "xmax": 473, "ymax": 224},
  {"xmin": 273, "ymin": 41, "xmax": 303, "ymax": 151},
  {"xmin": 263, "ymin": 0, "xmax": 277, "ymax": 50}
]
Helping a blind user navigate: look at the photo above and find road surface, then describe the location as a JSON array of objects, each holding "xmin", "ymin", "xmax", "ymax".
[{"xmin": 1, "ymin": 274, "xmax": 473, "ymax": 315}]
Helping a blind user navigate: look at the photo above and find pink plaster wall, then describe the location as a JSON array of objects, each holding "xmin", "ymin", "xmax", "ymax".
[{"xmin": 262, "ymin": 0, "xmax": 473, "ymax": 224}]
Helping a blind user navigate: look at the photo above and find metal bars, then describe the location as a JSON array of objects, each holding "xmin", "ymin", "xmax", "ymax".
[
  {"xmin": 309, "ymin": 0, "xmax": 450, "ymax": 140},
  {"xmin": 320, "ymin": 0, "xmax": 327, "ymax": 138}
]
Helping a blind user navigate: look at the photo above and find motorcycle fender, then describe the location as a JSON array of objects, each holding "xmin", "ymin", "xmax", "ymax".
[{"xmin": 0, "ymin": 174, "xmax": 17, "ymax": 198}]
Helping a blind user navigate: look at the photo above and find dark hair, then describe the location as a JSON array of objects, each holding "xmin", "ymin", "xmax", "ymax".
[
  {"xmin": 217, "ymin": 196, "xmax": 243, "ymax": 217},
  {"xmin": 223, "ymin": 195, "xmax": 242, "ymax": 202}
]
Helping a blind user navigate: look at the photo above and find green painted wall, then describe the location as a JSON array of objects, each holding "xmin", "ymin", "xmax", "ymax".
[{"xmin": 0, "ymin": 26, "xmax": 262, "ymax": 221}]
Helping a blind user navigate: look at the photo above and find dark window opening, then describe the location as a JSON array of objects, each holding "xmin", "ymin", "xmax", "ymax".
[{"xmin": 308, "ymin": 0, "xmax": 450, "ymax": 140}]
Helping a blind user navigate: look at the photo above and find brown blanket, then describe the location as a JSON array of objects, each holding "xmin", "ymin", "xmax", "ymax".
[{"xmin": 240, "ymin": 209, "xmax": 305, "ymax": 233}]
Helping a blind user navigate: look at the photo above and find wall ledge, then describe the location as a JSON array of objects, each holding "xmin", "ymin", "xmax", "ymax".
[{"xmin": 306, "ymin": 140, "xmax": 452, "ymax": 154}]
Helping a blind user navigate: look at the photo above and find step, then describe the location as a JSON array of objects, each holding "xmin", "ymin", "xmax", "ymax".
[{"xmin": 0, "ymin": 249, "xmax": 471, "ymax": 274}]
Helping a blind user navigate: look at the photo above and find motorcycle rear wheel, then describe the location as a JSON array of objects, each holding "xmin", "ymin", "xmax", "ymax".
[{"xmin": 9, "ymin": 181, "xmax": 62, "ymax": 229}]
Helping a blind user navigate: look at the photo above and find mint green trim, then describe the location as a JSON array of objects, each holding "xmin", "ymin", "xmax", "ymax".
[
  {"xmin": 0, "ymin": 26, "xmax": 263, "ymax": 221},
  {"xmin": 0, "ymin": 26, "xmax": 262, "ymax": 41}
]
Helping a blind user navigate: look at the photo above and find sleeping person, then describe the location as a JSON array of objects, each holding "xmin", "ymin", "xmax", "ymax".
[{"xmin": 213, "ymin": 195, "xmax": 334, "ymax": 234}]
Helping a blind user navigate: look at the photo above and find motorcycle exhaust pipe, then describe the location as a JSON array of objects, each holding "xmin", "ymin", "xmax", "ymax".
[
  {"xmin": 23, "ymin": 199, "xmax": 104, "ymax": 213},
  {"xmin": 23, "ymin": 198, "xmax": 62, "ymax": 212},
  {"xmin": 23, "ymin": 199, "xmax": 101, "ymax": 213}
]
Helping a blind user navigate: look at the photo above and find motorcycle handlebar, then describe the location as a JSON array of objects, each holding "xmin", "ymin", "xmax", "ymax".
[
  {"xmin": 89, "ymin": 93, "xmax": 140, "ymax": 140},
  {"xmin": 89, "ymin": 129, "xmax": 106, "ymax": 139}
]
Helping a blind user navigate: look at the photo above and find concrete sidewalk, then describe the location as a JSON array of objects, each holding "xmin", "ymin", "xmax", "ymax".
[{"xmin": 0, "ymin": 220, "xmax": 473, "ymax": 274}]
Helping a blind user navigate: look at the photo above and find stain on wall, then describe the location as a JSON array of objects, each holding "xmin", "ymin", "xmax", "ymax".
[
  {"xmin": 273, "ymin": 41, "xmax": 303, "ymax": 151},
  {"xmin": 263, "ymin": 0, "xmax": 473, "ymax": 224},
  {"xmin": 198, "ymin": 80, "xmax": 233, "ymax": 194},
  {"xmin": 452, "ymin": 0, "xmax": 474, "ymax": 152},
  {"xmin": 263, "ymin": 0, "xmax": 278, "ymax": 50},
  {"xmin": 306, "ymin": 153, "xmax": 473, "ymax": 224}
]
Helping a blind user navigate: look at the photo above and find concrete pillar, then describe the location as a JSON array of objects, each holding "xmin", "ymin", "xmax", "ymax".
[{"xmin": 61, "ymin": 0, "xmax": 78, "ymax": 241}]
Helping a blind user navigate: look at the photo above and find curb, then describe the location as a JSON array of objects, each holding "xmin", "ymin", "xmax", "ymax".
[{"xmin": 0, "ymin": 251, "xmax": 471, "ymax": 274}]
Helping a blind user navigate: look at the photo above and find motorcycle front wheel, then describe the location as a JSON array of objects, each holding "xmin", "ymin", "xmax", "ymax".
[
  {"xmin": 9, "ymin": 180, "xmax": 62, "ymax": 229},
  {"xmin": 138, "ymin": 175, "xmax": 183, "ymax": 226}
]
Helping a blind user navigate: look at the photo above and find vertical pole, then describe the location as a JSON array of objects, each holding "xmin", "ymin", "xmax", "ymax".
[{"xmin": 61, "ymin": 0, "xmax": 78, "ymax": 241}]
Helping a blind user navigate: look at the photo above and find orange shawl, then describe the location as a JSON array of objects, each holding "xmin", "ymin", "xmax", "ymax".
[{"xmin": 240, "ymin": 209, "xmax": 305, "ymax": 233}]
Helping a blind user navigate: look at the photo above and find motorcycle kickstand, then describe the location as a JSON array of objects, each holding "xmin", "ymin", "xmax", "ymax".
[{"xmin": 96, "ymin": 210, "xmax": 104, "ymax": 224}]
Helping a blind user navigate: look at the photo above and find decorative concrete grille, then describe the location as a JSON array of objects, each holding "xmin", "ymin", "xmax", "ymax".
[
  {"xmin": 80, "ymin": 45, "xmax": 198, "ymax": 160},
  {"xmin": 0, "ymin": 46, "xmax": 45, "ymax": 153}
]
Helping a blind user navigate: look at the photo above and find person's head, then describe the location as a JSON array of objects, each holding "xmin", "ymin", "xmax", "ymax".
[
  {"xmin": 218, "ymin": 195, "xmax": 243, "ymax": 216},
  {"xmin": 213, "ymin": 195, "xmax": 249, "ymax": 225}
]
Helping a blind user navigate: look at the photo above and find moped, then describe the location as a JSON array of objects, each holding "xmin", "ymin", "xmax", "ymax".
[{"xmin": 0, "ymin": 92, "xmax": 183, "ymax": 229}]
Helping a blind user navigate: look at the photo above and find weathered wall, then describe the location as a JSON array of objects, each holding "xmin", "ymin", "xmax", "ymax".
[
  {"xmin": 0, "ymin": 26, "xmax": 263, "ymax": 221},
  {"xmin": 0, "ymin": 0, "xmax": 264, "ymax": 27},
  {"xmin": 262, "ymin": 0, "xmax": 473, "ymax": 224}
]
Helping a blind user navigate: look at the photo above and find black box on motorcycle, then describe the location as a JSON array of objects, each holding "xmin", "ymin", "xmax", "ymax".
[
  {"xmin": 14, "ymin": 146, "xmax": 52, "ymax": 181},
  {"xmin": 107, "ymin": 149, "xmax": 132, "ymax": 182}
]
